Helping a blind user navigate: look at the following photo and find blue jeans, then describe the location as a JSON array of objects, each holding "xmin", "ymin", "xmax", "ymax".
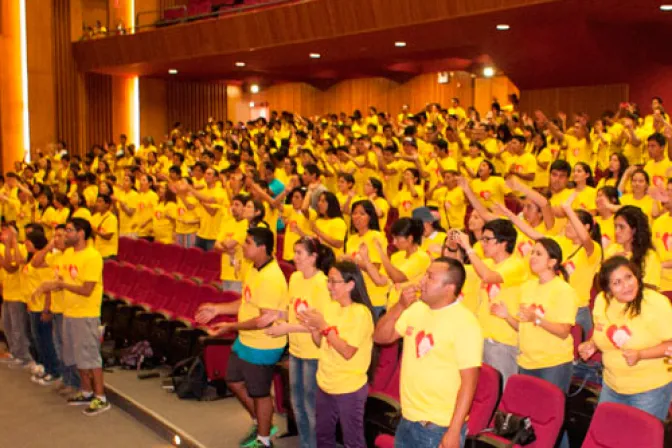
[
  {"xmin": 575, "ymin": 306, "xmax": 593, "ymax": 340},
  {"xmin": 52, "ymin": 313, "xmax": 80, "ymax": 388},
  {"xmin": 29, "ymin": 312, "xmax": 61, "ymax": 378},
  {"xmin": 289, "ymin": 356, "xmax": 318, "ymax": 448},
  {"xmin": 518, "ymin": 362, "xmax": 573, "ymax": 394},
  {"xmin": 372, "ymin": 306, "xmax": 386, "ymax": 319},
  {"xmin": 599, "ymin": 381, "xmax": 672, "ymax": 421},
  {"xmin": 394, "ymin": 418, "xmax": 467, "ymax": 448},
  {"xmin": 195, "ymin": 236, "xmax": 215, "ymax": 252}
]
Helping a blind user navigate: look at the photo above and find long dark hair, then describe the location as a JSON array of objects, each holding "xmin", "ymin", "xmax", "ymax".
[
  {"xmin": 575, "ymin": 209, "xmax": 603, "ymax": 261},
  {"xmin": 350, "ymin": 199, "xmax": 380, "ymax": 233},
  {"xmin": 368, "ymin": 177, "xmax": 385, "ymax": 200},
  {"xmin": 295, "ymin": 237, "xmax": 335, "ymax": 274},
  {"xmin": 606, "ymin": 153, "xmax": 629, "ymax": 186},
  {"xmin": 319, "ymin": 191, "xmax": 343, "ymax": 219},
  {"xmin": 331, "ymin": 261, "xmax": 378, "ymax": 382},
  {"xmin": 391, "ymin": 218, "xmax": 423, "ymax": 245},
  {"xmin": 536, "ymin": 238, "xmax": 569, "ymax": 281},
  {"xmin": 247, "ymin": 199, "xmax": 268, "ymax": 229},
  {"xmin": 614, "ymin": 205, "xmax": 653, "ymax": 279},
  {"xmin": 574, "ymin": 162, "xmax": 595, "ymax": 188},
  {"xmin": 598, "ymin": 256, "xmax": 644, "ymax": 317}
]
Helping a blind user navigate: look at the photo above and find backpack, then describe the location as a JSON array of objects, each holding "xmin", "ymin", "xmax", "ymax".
[
  {"xmin": 171, "ymin": 356, "xmax": 208, "ymax": 400},
  {"xmin": 119, "ymin": 340, "xmax": 154, "ymax": 369}
]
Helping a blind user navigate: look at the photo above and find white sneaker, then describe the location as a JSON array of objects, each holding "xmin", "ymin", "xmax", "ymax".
[
  {"xmin": 31, "ymin": 373, "xmax": 44, "ymax": 383},
  {"xmin": 30, "ymin": 364, "xmax": 45, "ymax": 376},
  {"xmin": 38, "ymin": 374, "xmax": 60, "ymax": 386},
  {"xmin": 22, "ymin": 361, "xmax": 37, "ymax": 371}
]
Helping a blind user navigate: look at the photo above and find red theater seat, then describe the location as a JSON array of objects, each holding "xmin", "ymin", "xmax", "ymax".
[{"xmin": 582, "ymin": 403, "xmax": 663, "ymax": 448}]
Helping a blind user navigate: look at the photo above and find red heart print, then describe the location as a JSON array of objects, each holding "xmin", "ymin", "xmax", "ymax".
[
  {"xmin": 178, "ymin": 208, "xmax": 185, "ymax": 217},
  {"xmin": 415, "ymin": 331, "xmax": 434, "ymax": 358},
  {"xmin": 294, "ymin": 298, "xmax": 309, "ymax": 314},
  {"xmin": 402, "ymin": 201, "xmax": 412, "ymax": 210},
  {"xmin": 243, "ymin": 285, "xmax": 252, "ymax": 302},
  {"xmin": 663, "ymin": 233, "xmax": 672, "ymax": 252},
  {"xmin": 69, "ymin": 264, "xmax": 79, "ymax": 279},
  {"xmin": 480, "ymin": 191, "xmax": 492, "ymax": 200},
  {"xmin": 484, "ymin": 283, "xmax": 501, "ymax": 300},
  {"xmin": 606, "ymin": 324, "xmax": 632, "ymax": 349},
  {"xmin": 518, "ymin": 240, "xmax": 533, "ymax": 257},
  {"xmin": 564, "ymin": 260, "xmax": 576, "ymax": 276}
]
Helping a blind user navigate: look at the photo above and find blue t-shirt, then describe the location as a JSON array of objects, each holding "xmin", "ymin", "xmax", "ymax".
[{"xmin": 233, "ymin": 338, "xmax": 285, "ymax": 366}]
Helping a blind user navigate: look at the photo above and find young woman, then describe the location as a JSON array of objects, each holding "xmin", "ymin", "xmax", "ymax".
[
  {"xmin": 469, "ymin": 160, "xmax": 512, "ymax": 210},
  {"xmin": 597, "ymin": 153, "xmax": 629, "ymax": 191},
  {"xmin": 393, "ymin": 168, "xmax": 424, "ymax": 219},
  {"xmin": 606, "ymin": 205, "xmax": 661, "ymax": 287},
  {"xmin": 298, "ymin": 261, "xmax": 375, "ymax": 448},
  {"xmin": 579, "ymin": 257, "xmax": 672, "ymax": 421},
  {"xmin": 619, "ymin": 168, "xmax": 657, "ymax": 222},
  {"xmin": 345, "ymin": 200, "xmax": 389, "ymax": 316},
  {"xmin": 595, "ymin": 186, "xmax": 620, "ymax": 251},
  {"xmin": 308, "ymin": 191, "xmax": 347, "ymax": 258},
  {"xmin": 433, "ymin": 170, "xmax": 466, "ymax": 231},
  {"xmin": 265, "ymin": 238, "xmax": 335, "ymax": 448},
  {"xmin": 363, "ymin": 177, "xmax": 389, "ymax": 231},
  {"xmin": 280, "ymin": 187, "xmax": 316, "ymax": 262},
  {"xmin": 69, "ymin": 191, "xmax": 91, "ymax": 223},
  {"xmin": 413, "ymin": 208, "xmax": 447, "ymax": 260},
  {"xmin": 114, "ymin": 174, "xmax": 139, "ymax": 238},
  {"xmin": 493, "ymin": 238, "xmax": 577, "ymax": 394},
  {"xmin": 531, "ymin": 132, "xmax": 553, "ymax": 190},
  {"xmin": 361, "ymin": 217, "xmax": 431, "ymax": 311},
  {"xmin": 136, "ymin": 174, "xmax": 159, "ymax": 241},
  {"xmin": 35, "ymin": 186, "xmax": 57, "ymax": 240},
  {"xmin": 152, "ymin": 184, "xmax": 177, "ymax": 244},
  {"xmin": 571, "ymin": 162, "xmax": 597, "ymax": 214}
]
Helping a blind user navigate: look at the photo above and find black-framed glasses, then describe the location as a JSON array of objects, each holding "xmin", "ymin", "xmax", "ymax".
[{"xmin": 480, "ymin": 236, "xmax": 498, "ymax": 243}]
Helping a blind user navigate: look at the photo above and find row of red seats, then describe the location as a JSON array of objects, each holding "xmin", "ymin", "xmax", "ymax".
[{"xmin": 104, "ymin": 260, "xmax": 237, "ymax": 329}]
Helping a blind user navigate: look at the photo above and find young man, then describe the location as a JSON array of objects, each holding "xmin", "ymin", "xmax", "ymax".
[
  {"xmin": 457, "ymin": 219, "xmax": 527, "ymax": 385},
  {"xmin": 374, "ymin": 258, "xmax": 482, "ymax": 447},
  {"xmin": 90, "ymin": 194, "xmax": 119, "ymax": 261},
  {"xmin": 33, "ymin": 218, "xmax": 108, "ymax": 415},
  {"xmin": 190, "ymin": 167, "xmax": 227, "ymax": 251},
  {"xmin": 215, "ymin": 194, "xmax": 249, "ymax": 293},
  {"xmin": 547, "ymin": 160, "xmax": 574, "ymax": 235},
  {"xmin": 644, "ymin": 133, "xmax": 671, "ymax": 189},
  {"xmin": 196, "ymin": 227, "xmax": 288, "ymax": 448}
]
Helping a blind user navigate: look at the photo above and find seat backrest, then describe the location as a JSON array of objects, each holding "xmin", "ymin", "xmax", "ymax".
[
  {"xmin": 370, "ymin": 342, "xmax": 400, "ymax": 394},
  {"xmin": 115, "ymin": 264, "xmax": 140, "ymax": 296},
  {"xmin": 117, "ymin": 237, "xmax": 133, "ymax": 262},
  {"xmin": 179, "ymin": 247, "xmax": 204, "ymax": 277},
  {"xmin": 157, "ymin": 243, "xmax": 185, "ymax": 273},
  {"xmin": 102, "ymin": 260, "xmax": 120, "ymax": 288},
  {"xmin": 130, "ymin": 268, "xmax": 160, "ymax": 304},
  {"xmin": 468, "ymin": 363, "xmax": 501, "ymax": 435},
  {"xmin": 277, "ymin": 260, "xmax": 295, "ymax": 283},
  {"xmin": 582, "ymin": 402, "xmax": 664, "ymax": 448},
  {"xmin": 200, "ymin": 250, "xmax": 222, "ymax": 282},
  {"xmin": 149, "ymin": 274, "xmax": 181, "ymax": 309},
  {"xmin": 493, "ymin": 374, "xmax": 565, "ymax": 448}
]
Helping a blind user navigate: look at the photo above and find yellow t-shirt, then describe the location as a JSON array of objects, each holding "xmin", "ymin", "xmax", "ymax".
[
  {"xmin": 470, "ymin": 176, "xmax": 511, "ymax": 210},
  {"xmin": 136, "ymin": 190, "xmax": 159, "ymax": 237},
  {"xmin": 441, "ymin": 187, "xmax": 467, "ymax": 230},
  {"xmin": 652, "ymin": 213, "xmax": 672, "ymax": 291},
  {"xmin": 71, "ymin": 207, "xmax": 92, "ymax": 224},
  {"xmin": 477, "ymin": 256, "xmax": 528, "ymax": 346},
  {"xmin": 175, "ymin": 195, "xmax": 200, "ymax": 235},
  {"xmin": 1, "ymin": 243, "xmax": 28, "ymax": 302},
  {"xmin": 620, "ymin": 194, "xmax": 656, "ymax": 225},
  {"xmin": 460, "ymin": 265, "xmax": 480, "ymax": 314},
  {"xmin": 555, "ymin": 236, "xmax": 602, "ymax": 308},
  {"xmin": 426, "ymin": 157, "xmax": 458, "ymax": 201},
  {"xmin": 23, "ymin": 263, "xmax": 55, "ymax": 312},
  {"xmin": 83, "ymin": 185, "xmax": 99, "ymax": 209},
  {"xmin": 345, "ymin": 231, "xmax": 389, "ymax": 307},
  {"xmin": 572, "ymin": 187, "xmax": 597, "ymax": 212},
  {"xmin": 118, "ymin": 189, "xmax": 139, "ymax": 234},
  {"xmin": 386, "ymin": 250, "xmax": 432, "ymax": 309},
  {"xmin": 549, "ymin": 188, "xmax": 575, "ymax": 235},
  {"xmin": 592, "ymin": 289, "xmax": 672, "ymax": 394},
  {"xmin": 421, "ymin": 231, "xmax": 447, "ymax": 260},
  {"xmin": 90, "ymin": 211, "xmax": 119, "ymax": 258},
  {"xmin": 532, "ymin": 148, "xmax": 552, "ymax": 189},
  {"xmin": 282, "ymin": 205, "xmax": 317, "ymax": 261},
  {"xmin": 564, "ymin": 135, "xmax": 591, "ymax": 168},
  {"xmin": 238, "ymin": 260, "xmax": 289, "ymax": 350},
  {"xmin": 517, "ymin": 276, "xmax": 578, "ymax": 369},
  {"xmin": 61, "ymin": 246, "xmax": 104, "ymax": 318},
  {"xmin": 392, "ymin": 186, "xmax": 425, "ymax": 219},
  {"xmin": 605, "ymin": 245, "xmax": 661, "ymax": 287},
  {"xmin": 287, "ymin": 271, "xmax": 331, "ymax": 359},
  {"xmin": 314, "ymin": 217, "xmax": 347, "ymax": 258},
  {"xmin": 506, "ymin": 153, "xmax": 537, "ymax": 191},
  {"xmin": 196, "ymin": 187, "xmax": 228, "ymax": 240},
  {"xmin": 395, "ymin": 300, "xmax": 483, "ymax": 426},
  {"xmin": 373, "ymin": 197, "xmax": 390, "ymax": 231},
  {"xmin": 595, "ymin": 214, "xmax": 615, "ymax": 251},
  {"xmin": 644, "ymin": 158, "xmax": 672, "ymax": 189},
  {"xmin": 217, "ymin": 217, "xmax": 248, "ymax": 282},
  {"xmin": 316, "ymin": 301, "xmax": 374, "ymax": 394},
  {"xmin": 45, "ymin": 251, "xmax": 65, "ymax": 314},
  {"xmin": 152, "ymin": 201, "xmax": 177, "ymax": 244}
]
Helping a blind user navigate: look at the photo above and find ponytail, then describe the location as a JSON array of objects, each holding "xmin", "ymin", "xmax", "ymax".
[
  {"xmin": 576, "ymin": 209, "xmax": 604, "ymax": 262},
  {"xmin": 295, "ymin": 237, "xmax": 335, "ymax": 275}
]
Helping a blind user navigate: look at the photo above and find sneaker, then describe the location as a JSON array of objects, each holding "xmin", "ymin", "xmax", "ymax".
[
  {"xmin": 244, "ymin": 440, "xmax": 274, "ymax": 448},
  {"xmin": 241, "ymin": 426, "xmax": 278, "ymax": 448},
  {"xmin": 67, "ymin": 393, "xmax": 94, "ymax": 406},
  {"xmin": 30, "ymin": 373, "xmax": 45, "ymax": 384},
  {"xmin": 30, "ymin": 363, "xmax": 45, "ymax": 376},
  {"xmin": 38, "ymin": 374, "xmax": 60, "ymax": 386},
  {"xmin": 22, "ymin": 361, "xmax": 37, "ymax": 371},
  {"xmin": 83, "ymin": 397, "xmax": 111, "ymax": 416}
]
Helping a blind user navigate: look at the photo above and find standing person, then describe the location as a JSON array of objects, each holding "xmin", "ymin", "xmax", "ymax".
[
  {"xmin": 152, "ymin": 184, "xmax": 177, "ymax": 245},
  {"xmin": 90, "ymin": 194, "xmax": 119, "ymax": 261},
  {"xmin": 215, "ymin": 194, "xmax": 249, "ymax": 294},
  {"xmin": 174, "ymin": 178, "xmax": 200, "ymax": 248},
  {"xmin": 456, "ymin": 219, "xmax": 527, "ymax": 385},
  {"xmin": 113, "ymin": 174, "xmax": 139, "ymax": 238},
  {"xmin": 32, "ymin": 218, "xmax": 109, "ymax": 415},
  {"xmin": 373, "ymin": 257, "xmax": 482, "ymax": 448},
  {"xmin": 579, "ymin": 256, "xmax": 672, "ymax": 421},
  {"xmin": 190, "ymin": 167, "xmax": 228, "ymax": 251},
  {"xmin": 135, "ymin": 174, "xmax": 159, "ymax": 242},
  {"xmin": 308, "ymin": 191, "xmax": 347, "ymax": 258},
  {"xmin": 196, "ymin": 227, "xmax": 288, "ymax": 448},
  {"xmin": 297, "ymin": 261, "xmax": 375, "ymax": 448},
  {"xmin": 265, "ymin": 238, "xmax": 335, "ymax": 448}
]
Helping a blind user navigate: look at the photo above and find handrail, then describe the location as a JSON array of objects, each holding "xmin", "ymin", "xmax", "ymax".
[{"xmin": 135, "ymin": 5, "xmax": 188, "ymax": 30}]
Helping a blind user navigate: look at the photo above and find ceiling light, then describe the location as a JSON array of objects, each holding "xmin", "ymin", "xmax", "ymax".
[
  {"xmin": 661, "ymin": 4, "xmax": 672, "ymax": 11},
  {"xmin": 168, "ymin": 69, "xmax": 178, "ymax": 75},
  {"xmin": 496, "ymin": 24, "xmax": 510, "ymax": 30},
  {"xmin": 250, "ymin": 84, "xmax": 260, "ymax": 94},
  {"xmin": 235, "ymin": 62, "xmax": 246, "ymax": 67},
  {"xmin": 309, "ymin": 53, "xmax": 321, "ymax": 59},
  {"xmin": 249, "ymin": 102, "xmax": 255, "ymax": 108},
  {"xmin": 483, "ymin": 67, "xmax": 495, "ymax": 78},
  {"xmin": 395, "ymin": 41, "xmax": 406, "ymax": 47}
]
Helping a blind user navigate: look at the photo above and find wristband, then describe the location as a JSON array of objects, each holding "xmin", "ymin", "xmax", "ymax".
[{"xmin": 321, "ymin": 326, "xmax": 337, "ymax": 337}]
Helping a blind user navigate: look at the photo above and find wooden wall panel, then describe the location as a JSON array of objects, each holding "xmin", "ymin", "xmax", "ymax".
[
  {"xmin": 139, "ymin": 77, "xmax": 168, "ymax": 140},
  {"xmin": 166, "ymin": 81, "xmax": 227, "ymax": 133},
  {"xmin": 474, "ymin": 76, "xmax": 520, "ymax": 118},
  {"xmin": 519, "ymin": 84, "xmax": 629, "ymax": 122},
  {"xmin": 27, "ymin": 0, "xmax": 56, "ymax": 154},
  {"xmin": 85, "ymin": 73, "xmax": 113, "ymax": 149},
  {"xmin": 81, "ymin": 0, "xmax": 109, "ymax": 29},
  {"xmin": 0, "ymin": 0, "xmax": 24, "ymax": 171}
]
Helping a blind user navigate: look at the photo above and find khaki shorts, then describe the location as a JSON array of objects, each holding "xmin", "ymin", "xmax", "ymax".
[{"xmin": 62, "ymin": 317, "xmax": 103, "ymax": 370}]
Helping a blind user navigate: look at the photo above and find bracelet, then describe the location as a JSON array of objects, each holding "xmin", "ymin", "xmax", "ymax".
[{"xmin": 321, "ymin": 326, "xmax": 337, "ymax": 337}]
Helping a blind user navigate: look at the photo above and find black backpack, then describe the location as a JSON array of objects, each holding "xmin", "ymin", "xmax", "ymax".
[{"xmin": 171, "ymin": 356, "xmax": 208, "ymax": 400}]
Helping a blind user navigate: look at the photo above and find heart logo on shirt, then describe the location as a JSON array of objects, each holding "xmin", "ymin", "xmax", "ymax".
[
  {"xmin": 444, "ymin": 200, "xmax": 452, "ymax": 208},
  {"xmin": 484, "ymin": 283, "xmax": 501, "ymax": 300},
  {"xmin": 480, "ymin": 191, "xmax": 492, "ymax": 200},
  {"xmin": 402, "ymin": 201, "xmax": 412, "ymax": 210},
  {"xmin": 653, "ymin": 175, "xmax": 665, "ymax": 188},
  {"xmin": 530, "ymin": 304, "xmax": 546, "ymax": 318},
  {"xmin": 573, "ymin": 148, "xmax": 580, "ymax": 157},
  {"xmin": 178, "ymin": 208, "xmax": 185, "ymax": 217},
  {"xmin": 138, "ymin": 202, "xmax": 145, "ymax": 210},
  {"xmin": 606, "ymin": 325, "xmax": 632, "ymax": 349},
  {"xmin": 415, "ymin": 331, "xmax": 434, "ymax": 358},
  {"xmin": 564, "ymin": 260, "xmax": 576, "ymax": 276},
  {"xmin": 601, "ymin": 234, "xmax": 611, "ymax": 249},
  {"xmin": 663, "ymin": 233, "xmax": 672, "ymax": 252},
  {"xmin": 294, "ymin": 298, "xmax": 309, "ymax": 314},
  {"xmin": 517, "ymin": 240, "xmax": 533, "ymax": 257},
  {"xmin": 243, "ymin": 285, "xmax": 252, "ymax": 303},
  {"xmin": 155, "ymin": 212, "xmax": 162, "ymax": 219},
  {"xmin": 289, "ymin": 221, "xmax": 298, "ymax": 231},
  {"xmin": 69, "ymin": 264, "xmax": 79, "ymax": 279},
  {"xmin": 513, "ymin": 164, "xmax": 522, "ymax": 173}
]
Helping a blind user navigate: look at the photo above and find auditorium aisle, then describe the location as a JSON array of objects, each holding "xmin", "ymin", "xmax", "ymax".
[{"xmin": 0, "ymin": 365, "xmax": 171, "ymax": 448}]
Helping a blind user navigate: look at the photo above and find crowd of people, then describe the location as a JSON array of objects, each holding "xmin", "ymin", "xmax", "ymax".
[{"xmin": 1, "ymin": 97, "xmax": 672, "ymax": 447}]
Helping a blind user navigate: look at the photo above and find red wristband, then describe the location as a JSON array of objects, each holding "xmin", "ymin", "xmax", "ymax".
[{"xmin": 321, "ymin": 326, "xmax": 337, "ymax": 337}]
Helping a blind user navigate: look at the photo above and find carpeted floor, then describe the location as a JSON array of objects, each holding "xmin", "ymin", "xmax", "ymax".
[
  {"xmin": 0, "ymin": 363, "xmax": 171, "ymax": 448},
  {"xmin": 104, "ymin": 367, "xmax": 297, "ymax": 448}
]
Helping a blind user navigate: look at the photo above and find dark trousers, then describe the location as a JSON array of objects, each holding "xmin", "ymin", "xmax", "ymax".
[{"xmin": 316, "ymin": 384, "xmax": 368, "ymax": 448}]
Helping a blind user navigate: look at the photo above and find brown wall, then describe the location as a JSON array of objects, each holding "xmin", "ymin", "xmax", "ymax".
[
  {"xmin": 474, "ymin": 76, "xmax": 519, "ymax": 118},
  {"xmin": 519, "ymin": 84, "xmax": 629, "ymax": 122},
  {"xmin": 166, "ymin": 80, "xmax": 227, "ymax": 133},
  {"xmin": 139, "ymin": 77, "xmax": 168, "ymax": 141},
  {"xmin": 84, "ymin": 73, "xmax": 113, "ymax": 149},
  {"xmin": 81, "ymin": 0, "xmax": 109, "ymax": 29}
]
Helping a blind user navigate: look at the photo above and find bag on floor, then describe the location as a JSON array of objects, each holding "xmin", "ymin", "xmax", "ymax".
[
  {"xmin": 172, "ymin": 356, "xmax": 208, "ymax": 400},
  {"xmin": 364, "ymin": 395, "xmax": 401, "ymax": 446},
  {"xmin": 119, "ymin": 340, "xmax": 153, "ymax": 369},
  {"xmin": 566, "ymin": 377, "xmax": 601, "ymax": 448}
]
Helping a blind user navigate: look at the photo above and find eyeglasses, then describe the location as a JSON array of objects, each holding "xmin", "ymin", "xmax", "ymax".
[
  {"xmin": 480, "ymin": 236, "xmax": 498, "ymax": 243},
  {"xmin": 327, "ymin": 278, "xmax": 345, "ymax": 285},
  {"xmin": 64, "ymin": 228, "xmax": 76, "ymax": 233}
]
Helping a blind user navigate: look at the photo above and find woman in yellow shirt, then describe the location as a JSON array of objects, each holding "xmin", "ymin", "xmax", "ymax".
[
  {"xmin": 579, "ymin": 256, "xmax": 672, "ymax": 421},
  {"xmin": 152, "ymin": 184, "xmax": 177, "ymax": 244},
  {"xmin": 595, "ymin": 186, "xmax": 620, "ymax": 251},
  {"xmin": 469, "ymin": 160, "xmax": 512, "ymax": 210},
  {"xmin": 571, "ymin": 162, "xmax": 597, "ymax": 214},
  {"xmin": 619, "ymin": 168, "xmax": 658, "ymax": 222},
  {"xmin": 363, "ymin": 178, "xmax": 389, "ymax": 231},
  {"xmin": 392, "ymin": 169, "xmax": 424, "ymax": 219},
  {"xmin": 135, "ymin": 175, "xmax": 160, "ymax": 240},
  {"xmin": 309, "ymin": 191, "xmax": 347, "ymax": 258},
  {"xmin": 413, "ymin": 207, "xmax": 447, "ymax": 260},
  {"xmin": 297, "ymin": 261, "xmax": 375, "ymax": 448},
  {"xmin": 597, "ymin": 153, "xmax": 629, "ymax": 192},
  {"xmin": 265, "ymin": 237, "xmax": 335, "ymax": 448},
  {"xmin": 69, "ymin": 191, "xmax": 91, "ymax": 223},
  {"xmin": 531, "ymin": 133, "xmax": 553, "ymax": 190},
  {"xmin": 493, "ymin": 238, "xmax": 577, "ymax": 393}
]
